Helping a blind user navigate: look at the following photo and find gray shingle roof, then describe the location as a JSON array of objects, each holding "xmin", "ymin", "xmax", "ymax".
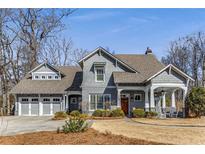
[
  {"xmin": 114, "ymin": 54, "xmax": 165, "ymax": 83},
  {"xmin": 10, "ymin": 66, "xmax": 82, "ymax": 94}
]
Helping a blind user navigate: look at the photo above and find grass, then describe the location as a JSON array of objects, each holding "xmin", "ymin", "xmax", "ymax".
[
  {"xmin": 0, "ymin": 128, "xmax": 163, "ymax": 145},
  {"xmin": 92, "ymin": 118, "xmax": 205, "ymax": 144},
  {"xmin": 131, "ymin": 117, "xmax": 205, "ymax": 126}
]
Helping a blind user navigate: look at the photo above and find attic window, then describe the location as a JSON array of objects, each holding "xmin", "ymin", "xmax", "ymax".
[{"xmin": 42, "ymin": 75, "xmax": 46, "ymax": 79}]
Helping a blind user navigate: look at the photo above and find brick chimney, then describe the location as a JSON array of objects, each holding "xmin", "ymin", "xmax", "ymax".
[{"xmin": 145, "ymin": 47, "xmax": 152, "ymax": 55}]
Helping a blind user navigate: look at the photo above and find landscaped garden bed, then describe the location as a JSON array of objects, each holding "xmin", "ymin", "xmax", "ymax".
[{"xmin": 0, "ymin": 128, "xmax": 163, "ymax": 145}]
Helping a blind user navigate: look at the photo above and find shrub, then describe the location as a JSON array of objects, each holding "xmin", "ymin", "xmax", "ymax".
[
  {"xmin": 79, "ymin": 113, "xmax": 89, "ymax": 119},
  {"xmin": 132, "ymin": 108, "xmax": 145, "ymax": 118},
  {"xmin": 186, "ymin": 87, "xmax": 205, "ymax": 118},
  {"xmin": 145, "ymin": 111, "xmax": 158, "ymax": 118},
  {"xmin": 101, "ymin": 110, "xmax": 111, "ymax": 117},
  {"xmin": 62, "ymin": 117, "xmax": 88, "ymax": 133},
  {"xmin": 53, "ymin": 111, "xmax": 67, "ymax": 120},
  {"xmin": 92, "ymin": 109, "xmax": 103, "ymax": 117},
  {"xmin": 70, "ymin": 110, "xmax": 81, "ymax": 117},
  {"xmin": 110, "ymin": 108, "xmax": 125, "ymax": 117}
]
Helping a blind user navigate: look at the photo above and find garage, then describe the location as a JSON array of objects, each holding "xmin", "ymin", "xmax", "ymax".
[
  {"xmin": 19, "ymin": 97, "xmax": 62, "ymax": 116},
  {"xmin": 21, "ymin": 98, "xmax": 29, "ymax": 116}
]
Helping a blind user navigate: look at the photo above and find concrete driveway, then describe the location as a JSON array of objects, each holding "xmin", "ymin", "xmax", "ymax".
[{"xmin": 0, "ymin": 116, "xmax": 65, "ymax": 136}]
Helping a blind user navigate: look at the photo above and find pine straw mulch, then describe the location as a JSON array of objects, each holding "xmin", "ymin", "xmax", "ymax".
[{"xmin": 0, "ymin": 128, "xmax": 165, "ymax": 145}]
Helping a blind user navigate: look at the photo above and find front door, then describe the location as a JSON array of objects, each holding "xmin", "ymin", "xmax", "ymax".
[
  {"xmin": 69, "ymin": 97, "xmax": 78, "ymax": 112},
  {"xmin": 121, "ymin": 97, "xmax": 129, "ymax": 115}
]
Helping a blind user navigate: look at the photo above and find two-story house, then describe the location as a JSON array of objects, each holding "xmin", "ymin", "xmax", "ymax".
[{"xmin": 10, "ymin": 47, "xmax": 194, "ymax": 116}]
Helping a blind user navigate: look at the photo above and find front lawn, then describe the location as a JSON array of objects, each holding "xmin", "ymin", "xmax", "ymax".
[
  {"xmin": 0, "ymin": 128, "xmax": 162, "ymax": 145},
  {"xmin": 131, "ymin": 117, "xmax": 205, "ymax": 126}
]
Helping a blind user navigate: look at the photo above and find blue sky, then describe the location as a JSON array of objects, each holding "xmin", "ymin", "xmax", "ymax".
[{"xmin": 63, "ymin": 9, "xmax": 205, "ymax": 59}]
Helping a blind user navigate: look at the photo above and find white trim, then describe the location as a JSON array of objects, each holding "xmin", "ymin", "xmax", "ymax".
[
  {"xmin": 94, "ymin": 65, "xmax": 105, "ymax": 82},
  {"xmin": 134, "ymin": 94, "xmax": 142, "ymax": 101},
  {"xmin": 78, "ymin": 47, "xmax": 137, "ymax": 73},
  {"xmin": 18, "ymin": 102, "xmax": 21, "ymax": 116},
  {"xmin": 145, "ymin": 64, "xmax": 194, "ymax": 82},
  {"xmin": 88, "ymin": 93, "xmax": 111, "ymax": 111}
]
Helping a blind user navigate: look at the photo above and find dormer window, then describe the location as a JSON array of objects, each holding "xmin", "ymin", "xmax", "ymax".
[
  {"xmin": 48, "ymin": 75, "xmax": 52, "ymax": 79},
  {"xmin": 42, "ymin": 75, "xmax": 46, "ymax": 79},
  {"xmin": 34, "ymin": 75, "xmax": 39, "ymax": 79},
  {"xmin": 95, "ymin": 65, "xmax": 105, "ymax": 82}
]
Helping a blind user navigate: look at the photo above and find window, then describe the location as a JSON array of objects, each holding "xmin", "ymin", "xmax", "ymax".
[
  {"xmin": 90, "ymin": 95, "xmax": 96, "ymax": 110},
  {"xmin": 89, "ymin": 94, "xmax": 111, "ymax": 110},
  {"xmin": 32, "ymin": 98, "xmax": 39, "ymax": 102},
  {"xmin": 97, "ymin": 95, "xmax": 103, "ymax": 109},
  {"xmin": 48, "ymin": 75, "xmax": 52, "ymax": 79},
  {"xmin": 53, "ymin": 98, "xmax": 60, "ymax": 102},
  {"xmin": 70, "ymin": 98, "xmax": 77, "ymax": 104},
  {"xmin": 22, "ymin": 98, "xmax": 28, "ymax": 102},
  {"xmin": 95, "ymin": 66, "xmax": 105, "ymax": 82},
  {"xmin": 42, "ymin": 75, "xmax": 46, "ymax": 79},
  {"xmin": 43, "ymin": 98, "xmax": 50, "ymax": 102},
  {"xmin": 55, "ymin": 76, "xmax": 59, "ymax": 79},
  {"xmin": 134, "ymin": 94, "xmax": 142, "ymax": 101},
  {"xmin": 34, "ymin": 76, "xmax": 39, "ymax": 79}
]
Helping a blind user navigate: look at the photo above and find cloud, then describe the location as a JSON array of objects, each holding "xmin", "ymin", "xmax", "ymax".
[
  {"xmin": 69, "ymin": 10, "xmax": 120, "ymax": 21},
  {"xmin": 111, "ymin": 15, "xmax": 159, "ymax": 33}
]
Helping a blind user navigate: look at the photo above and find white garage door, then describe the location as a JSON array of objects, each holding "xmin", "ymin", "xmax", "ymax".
[
  {"xmin": 53, "ymin": 98, "xmax": 61, "ymax": 114},
  {"xmin": 31, "ymin": 98, "xmax": 39, "ymax": 115},
  {"xmin": 21, "ymin": 98, "xmax": 29, "ymax": 116}
]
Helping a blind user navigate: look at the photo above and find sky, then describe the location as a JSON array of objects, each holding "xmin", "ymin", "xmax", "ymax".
[{"xmin": 63, "ymin": 9, "xmax": 205, "ymax": 59}]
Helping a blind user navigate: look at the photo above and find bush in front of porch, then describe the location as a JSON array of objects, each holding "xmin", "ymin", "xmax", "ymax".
[
  {"xmin": 186, "ymin": 87, "xmax": 205, "ymax": 118},
  {"xmin": 132, "ymin": 108, "xmax": 158, "ymax": 118},
  {"xmin": 92, "ymin": 108, "xmax": 124, "ymax": 117}
]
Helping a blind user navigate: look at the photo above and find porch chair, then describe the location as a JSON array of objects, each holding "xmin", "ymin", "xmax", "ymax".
[{"xmin": 170, "ymin": 107, "xmax": 178, "ymax": 118}]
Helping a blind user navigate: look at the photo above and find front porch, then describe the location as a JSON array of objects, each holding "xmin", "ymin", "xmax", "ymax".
[{"xmin": 117, "ymin": 83, "xmax": 188, "ymax": 118}]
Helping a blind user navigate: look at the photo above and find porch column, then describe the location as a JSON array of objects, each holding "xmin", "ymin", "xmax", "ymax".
[
  {"xmin": 162, "ymin": 93, "xmax": 166, "ymax": 108},
  {"xmin": 182, "ymin": 87, "xmax": 188, "ymax": 118},
  {"xmin": 18, "ymin": 102, "xmax": 21, "ymax": 116},
  {"xmin": 162, "ymin": 92, "xmax": 166, "ymax": 113},
  {"xmin": 117, "ymin": 89, "xmax": 122, "ymax": 108},
  {"xmin": 171, "ymin": 91, "xmax": 176, "ymax": 108},
  {"xmin": 39, "ymin": 94, "xmax": 43, "ymax": 116},
  {"xmin": 144, "ymin": 88, "xmax": 149, "ymax": 111},
  {"xmin": 150, "ymin": 87, "xmax": 155, "ymax": 111}
]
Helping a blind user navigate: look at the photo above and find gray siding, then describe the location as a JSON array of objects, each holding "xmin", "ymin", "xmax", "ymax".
[
  {"xmin": 151, "ymin": 70, "xmax": 186, "ymax": 84},
  {"xmin": 81, "ymin": 51, "xmax": 131, "ymax": 112},
  {"xmin": 82, "ymin": 87, "xmax": 117, "ymax": 113},
  {"xmin": 82, "ymin": 51, "xmax": 132, "ymax": 87},
  {"xmin": 121, "ymin": 90, "xmax": 145, "ymax": 112}
]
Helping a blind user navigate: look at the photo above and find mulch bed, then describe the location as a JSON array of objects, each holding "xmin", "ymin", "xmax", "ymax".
[{"xmin": 0, "ymin": 128, "xmax": 164, "ymax": 145}]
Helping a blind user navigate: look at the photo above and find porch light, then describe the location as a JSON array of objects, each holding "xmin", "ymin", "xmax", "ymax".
[{"xmin": 161, "ymin": 90, "xmax": 165, "ymax": 95}]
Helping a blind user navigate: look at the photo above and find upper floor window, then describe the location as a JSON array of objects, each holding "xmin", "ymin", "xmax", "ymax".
[
  {"xmin": 34, "ymin": 75, "xmax": 39, "ymax": 79},
  {"xmin": 48, "ymin": 75, "xmax": 52, "ymax": 79},
  {"xmin": 42, "ymin": 75, "xmax": 46, "ymax": 79},
  {"xmin": 95, "ymin": 66, "xmax": 105, "ymax": 82}
]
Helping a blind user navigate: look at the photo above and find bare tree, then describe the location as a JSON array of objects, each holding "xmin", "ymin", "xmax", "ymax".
[
  {"xmin": 40, "ymin": 37, "xmax": 73, "ymax": 66},
  {"xmin": 70, "ymin": 48, "xmax": 89, "ymax": 66},
  {"xmin": 162, "ymin": 32, "xmax": 205, "ymax": 87},
  {"xmin": 8, "ymin": 9, "xmax": 75, "ymax": 72}
]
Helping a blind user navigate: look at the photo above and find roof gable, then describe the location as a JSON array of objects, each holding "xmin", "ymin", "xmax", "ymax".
[
  {"xmin": 78, "ymin": 47, "xmax": 138, "ymax": 73},
  {"xmin": 29, "ymin": 63, "xmax": 65, "ymax": 76},
  {"xmin": 146, "ymin": 64, "xmax": 194, "ymax": 82}
]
